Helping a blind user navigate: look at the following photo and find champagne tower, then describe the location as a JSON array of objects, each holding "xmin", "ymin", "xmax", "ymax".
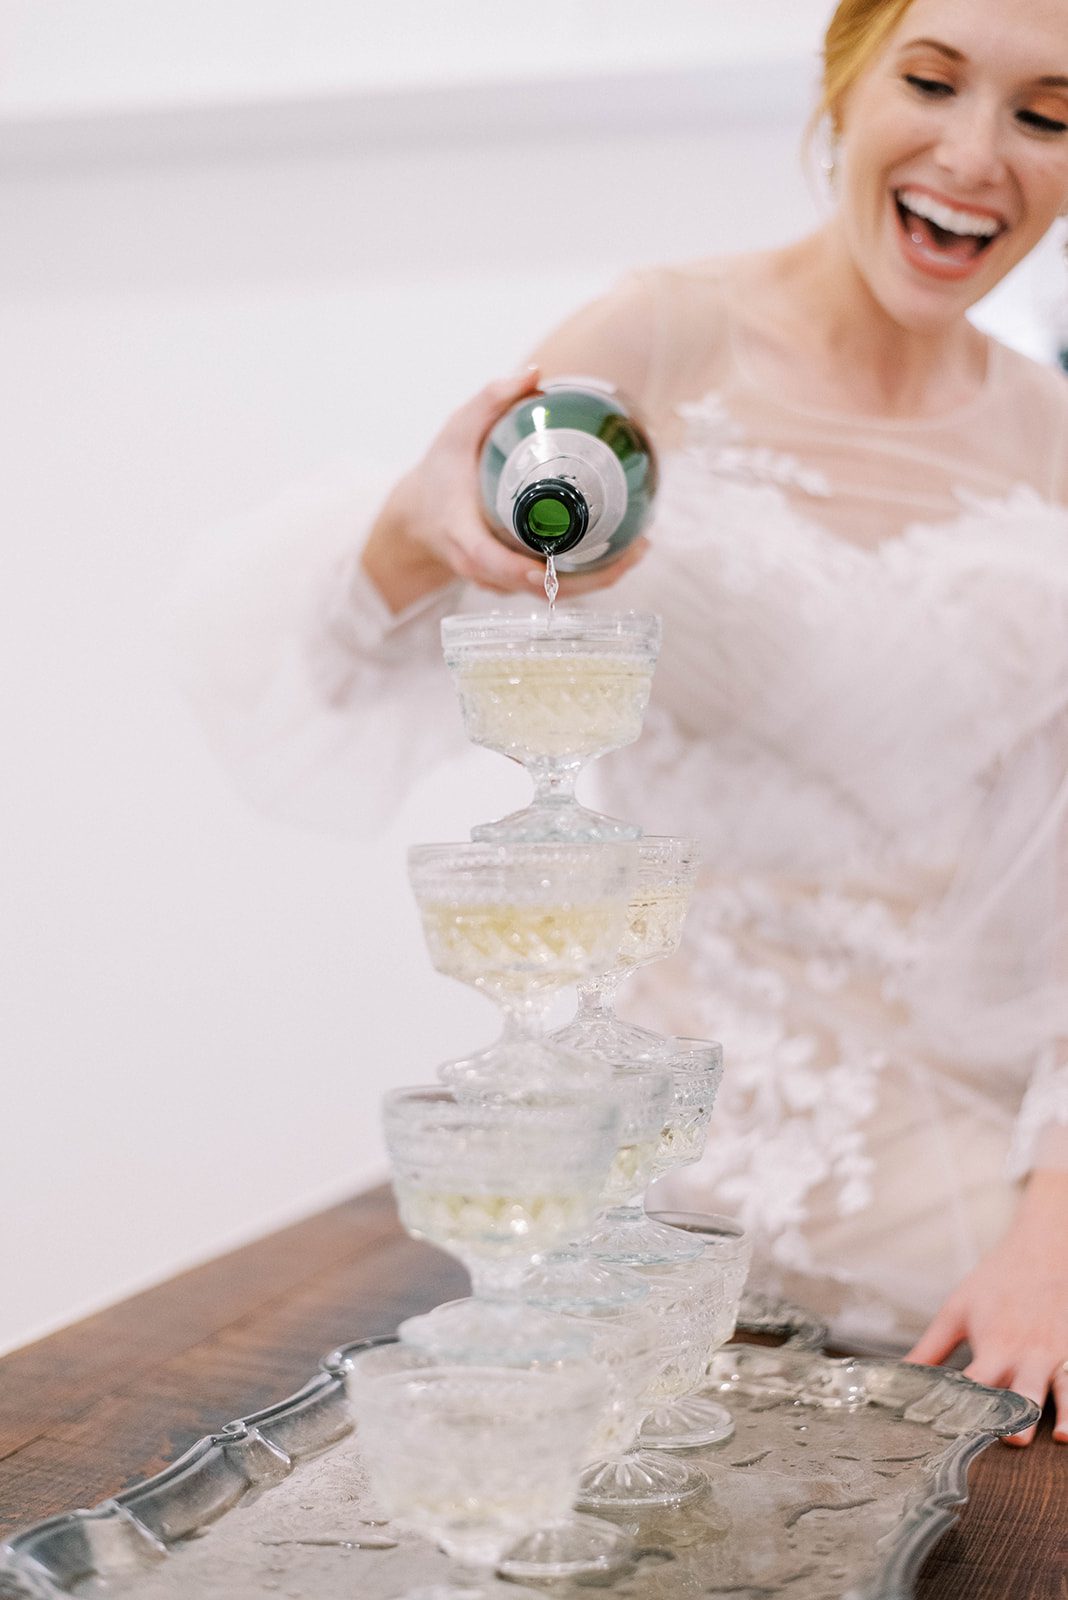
[{"xmin": 347, "ymin": 604, "xmax": 750, "ymax": 1588}]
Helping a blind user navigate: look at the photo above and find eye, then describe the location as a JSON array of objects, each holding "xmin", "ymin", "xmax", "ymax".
[
  {"xmin": 1016, "ymin": 108, "xmax": 1068, "ymax": 134},
  {"xmin": 904, "ymin": 73, "xmax": 954, "ymax": 97}
]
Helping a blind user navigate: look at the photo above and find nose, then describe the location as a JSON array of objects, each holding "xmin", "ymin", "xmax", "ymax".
[{"xmin": 933, "ymin": 95, "xmax": 1008, "ymax": 189}]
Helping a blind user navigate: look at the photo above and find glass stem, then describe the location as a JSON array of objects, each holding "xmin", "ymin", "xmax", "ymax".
[
  {"xmin": 527, "ymin": 757, "xmax": 586, "ymax": 809},
  {"xmin": 577, "ymin": 970, "xmax": 626, "ymax": 1019},
  {"xmin": 467, "ymin": 1258, "xmax": 529, "ymax": 1303},
  {"xmin": 500, "ymin": 999, "xmax": 549, "ymax": 1041}
]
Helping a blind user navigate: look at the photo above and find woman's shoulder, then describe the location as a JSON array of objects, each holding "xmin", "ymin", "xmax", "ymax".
[
  {"xmin": 623, "ymin": 251, "xmax": 753, "ymax": 307},
  {"xmin": 984, "ymin": 337, "xmax": 1068, "ymax": 504},
  {"xmin": 535, "ymin": 253, "xmax": 749, "ymax": 419},
  {"xmin": 991, "ymin": 335, "xmax": 1068, "ymax": 409}
]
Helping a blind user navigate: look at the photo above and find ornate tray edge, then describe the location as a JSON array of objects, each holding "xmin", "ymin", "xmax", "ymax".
[
  {"xmin": 870, "ymin": 1431, "xmax": 995, "ymax": 1600},
  {"xmin": 0, "ymin": 1311, "xmax": 1039, "ymax": 1600}
]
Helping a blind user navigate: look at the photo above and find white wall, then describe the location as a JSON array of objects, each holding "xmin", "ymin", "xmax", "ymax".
[
  {"xmin": 0, "ymin": 1, "xmax": 1060, "ymax": 1355},
  {"xmin": 0, "ymin": 0, "xmax": 832, "ymax": 114}
]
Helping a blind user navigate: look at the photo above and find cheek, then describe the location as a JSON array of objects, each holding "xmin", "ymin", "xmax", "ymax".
[
  {"xmin": 1021, "ymin": 148, "xmax": 1068, "ymax": 215},
  {"xmin": 839, "ymin": 137, "xmax": 903, "ymax": 236},
  {"xmin": 1017, "ymin": 176, "xmax": 1068, "ymax": 242},
  {"xmin": 840, "ymin": 109, "xmax": 931, "ymax": 197}
]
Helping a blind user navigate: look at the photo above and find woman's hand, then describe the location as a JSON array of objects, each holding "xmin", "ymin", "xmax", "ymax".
[
  {"xmin": 905, "ymin": 1170, "xmax": 1068, "ymax": 1445},
  {"xmin": 360, "ymin": 367, "xmax": 649, "ymax": 614}
]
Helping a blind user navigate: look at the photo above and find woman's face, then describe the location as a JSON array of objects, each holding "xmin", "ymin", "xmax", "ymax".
[{"xmin": 835, "ymin": 0, "xmax": 1068, "ymax": 331}]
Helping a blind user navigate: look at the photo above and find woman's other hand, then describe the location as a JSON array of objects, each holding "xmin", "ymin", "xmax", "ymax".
[
  {"xmin": 360, "ymin": 366, "xmax": 649, "ymax": 614},
  {"xmin": 906, "ymin": 1170, "xmax": 1068, "ymax": 1445}
]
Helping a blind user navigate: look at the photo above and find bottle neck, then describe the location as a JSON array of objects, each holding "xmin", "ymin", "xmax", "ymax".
[
  {"xmin": 495, "ymin": 429, "xmax": 628, "ymax": 559},
  {"xmin": 512, "ymin": 476, "xmax": 589, "ymax": 555}
]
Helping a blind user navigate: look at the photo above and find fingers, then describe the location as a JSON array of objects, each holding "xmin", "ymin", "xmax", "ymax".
[
  {"xmin": 1053, "ymin": 1362, "xmax": 1068, "ymax": 1443},
  {"xmin": 444, "ymin": 525, "xmax": 542, "ymax": 592},
  {"xmin": 547, "ymin": 539, "xmax": 652, "ymax": 598},
  {"xmin": 455, "ymin": 531, "xmax": 651, "ymax": 600},
  {"xmin": 995, "ymin": 1358, "xmax": 1054, "ymax": 1447},
  {"xmin": 906, "ymin": 1301, "xmax": 967, "ymax": 1367},
  {"xmin": 962, "ymin": 1350, "xmax": 1013, "ymax": 1388},
  {"xmin": 1000, "ymin": 1357, "xmax": 1068, "ymax": 1447},
  {"xmin": 960, "ymin": 1353, "xmax": 1064, "ymax": 1448}
]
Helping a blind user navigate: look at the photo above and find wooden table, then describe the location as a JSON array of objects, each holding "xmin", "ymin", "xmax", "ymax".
[{"xmin": 0, "ymin": 1187, "xmax": 1063, "ymax": 1596}]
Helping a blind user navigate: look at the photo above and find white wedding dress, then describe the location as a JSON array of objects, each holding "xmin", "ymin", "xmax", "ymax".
[{"xmin": 177, "ymin": 261, "xmax": 1068, "ymax": 1351}]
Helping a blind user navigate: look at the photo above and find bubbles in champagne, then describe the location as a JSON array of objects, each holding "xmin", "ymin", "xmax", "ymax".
[
  {"xmin": 418, "ymin": 899, "xmax": 624, "ymax": 996},
  {"xmin": 399, "ymin": 1188, "xmax": 594, "ymax": 1251},
  {"xmin": 453, "ymin": 655, "xmax": 654, "ymax": 760},
  {"xmin": 621, "ymin": 887, "xmax": 691, "ymax": 967}
]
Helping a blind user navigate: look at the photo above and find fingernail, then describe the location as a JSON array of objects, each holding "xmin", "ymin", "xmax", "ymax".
[{"xmin": 525, "ymin": 568, "xmax": 543, "ymax": 586}]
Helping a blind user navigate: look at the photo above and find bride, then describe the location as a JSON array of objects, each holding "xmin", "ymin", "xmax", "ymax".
[{"xmin": 185, "ymin": 0, "xmax": 1068, "ymax": 1443}]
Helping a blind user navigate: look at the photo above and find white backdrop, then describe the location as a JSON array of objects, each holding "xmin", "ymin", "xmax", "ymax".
[{"xmin": 0, "ymin": 0, "xmax": 1061, "ymax": 1354}]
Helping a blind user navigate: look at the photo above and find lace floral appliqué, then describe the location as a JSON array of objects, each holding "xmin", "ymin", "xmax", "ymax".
[
  {"xmin": 680, "ymin": 886, "xmax": 889, "ymax": 1273},
  {"xmin": 677, "ymin": 393, "xmax": 832, "ymax": 499}
]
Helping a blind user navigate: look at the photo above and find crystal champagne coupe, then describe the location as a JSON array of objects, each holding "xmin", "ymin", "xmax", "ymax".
[
  {"xmin": 585, "ymin": 1041, "xmax": 723, "ymax": 1266},
  {"xmin": 349, "ymin": 1347, "xmax": 607, "ymax": 1600},
  {"xmin": 552, "ymin": 836, "xmax": 699, "ymax": 1064},
  {"xmin": 639, "ymin": 1212, "xmax": 752, "ymax": 1447},
  {"xmin": 408, "ymin": 840, "xmax": 633, "ymax": 1092},
  {"xmin": 522, "ymin": 1061, "xmax": 691, "ymax": 1300},
  {"xmin": 441, "ymin": 611, "xmax": 661, "ymax": 843},
  {"xmin": 574, "ymin": 1255, "xmax": 712, "ymax": 1510},
  {"xmin": 385, "ymin": 1086, "xmax": 621, "ymax": 1361},
  {"xmin": 500, "ymin": 1280, "xmax": 662, "ymax": 1581}
]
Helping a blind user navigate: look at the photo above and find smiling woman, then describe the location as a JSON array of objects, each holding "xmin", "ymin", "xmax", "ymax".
[
  {"xmin": 820, "ymin": 0, "xmax": 1068, "ymax": 343},
  {"xmin": 182, "ymin": 0, "xmax": 1068, "ymax": 1448}
]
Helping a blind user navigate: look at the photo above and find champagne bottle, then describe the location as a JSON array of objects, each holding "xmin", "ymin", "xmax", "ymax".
[{"xmin": 479, "ymin": 378, "xmax": 657, "ymax": 572}]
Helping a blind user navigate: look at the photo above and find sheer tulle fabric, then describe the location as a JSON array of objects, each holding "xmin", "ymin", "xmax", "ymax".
[{"xmin": 171, "ymin": 261, "xmax": 1068, "ymax": 1348}]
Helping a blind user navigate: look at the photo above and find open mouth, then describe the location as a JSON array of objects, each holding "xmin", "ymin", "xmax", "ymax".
[{"xmin": 893, "ymin": 188, "xmax": 1006, "ymax": 270}]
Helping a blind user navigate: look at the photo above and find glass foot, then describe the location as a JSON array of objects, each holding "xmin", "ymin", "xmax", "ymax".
[
  {"xmin": 551, "ymin": 1012, "xmax": 673, "ymax": 1065},
  {"xmin": 639, "ymin": 1394, "xmax": 736, "ymax": 1448},
  {"xmin": 498, "ymin": 1513, "xmax": 633, "ymax": 1581},
  {"xmin": 471, "ymin": 801, "xmax": 640, "ymax": 845},
  {"xmin": 438, "ymin": 1037, "xmax": 608, "ymax": 1098},
  {"xmin": 585, "ymin": 1211, "xmax": 703, "ymax": 1268},
  {"xmin": 575, "ymin": 1449, "xmax": 706, "ymax": 1510},
  {"xmin": 522, "ymin": 1252, "xmax": 650, "ymax": 1315}
]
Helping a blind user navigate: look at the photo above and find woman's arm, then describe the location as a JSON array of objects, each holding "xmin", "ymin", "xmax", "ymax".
[
  {"xmin": 171, "ymin": 271, "xmax": 663, "ymax": 830},
  {"xmin": 907, "ymin": 1167, "xmax": 1068, "ymax": 1445},
  {"xmin": 360, "ymin": 369, "xmax": 549, "ymax": 613},
  {"xmin": 360, "ymin": 272, "xmax": 662, "ymax": 613}
]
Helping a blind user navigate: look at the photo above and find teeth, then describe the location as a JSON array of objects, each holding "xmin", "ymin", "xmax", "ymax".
[{"xmin": 897, "ymin": 188, "xmax": 1002, "ymax": 238}]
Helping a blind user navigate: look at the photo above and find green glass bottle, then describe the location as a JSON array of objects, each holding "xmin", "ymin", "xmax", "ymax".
[{"xmin": 478, "ymin": 378, "xmax": 658, "ymax": 572}]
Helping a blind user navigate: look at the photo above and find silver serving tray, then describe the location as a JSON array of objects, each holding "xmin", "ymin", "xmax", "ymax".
[{"xmin": 0, "ymin": 1300, "xmax": 1037, "ymax": 1600}]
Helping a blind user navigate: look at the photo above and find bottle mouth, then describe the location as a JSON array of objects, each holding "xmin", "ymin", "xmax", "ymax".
[{"xmin": 513, "ymin": 479, "xmax": 589, "ymax": 556}]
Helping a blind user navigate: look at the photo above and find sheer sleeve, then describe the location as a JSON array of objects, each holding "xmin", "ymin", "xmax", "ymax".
[
  {"xmin": 169, "ymin": 271, "xmax": 673, "ymax": 835},
  {"xmin": 530, "ymin": 269, "xmax": 663, "ymax": 418},
  {"xmin": 899, "ymin": 694, "xmax": 1068, "ymax": 1179},
  {"xmin": 168, "ymin": 460, "xmax": 466, "ymax": 834},
  {"xmin": 1006, "ymin": 706, "xmax": 1068, "ymax": 1175}
]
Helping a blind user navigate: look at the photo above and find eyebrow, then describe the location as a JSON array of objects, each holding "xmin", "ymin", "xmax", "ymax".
[{"xmin": 897, "ymin": 36, "xmax": 1068, "ymax": 89}]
